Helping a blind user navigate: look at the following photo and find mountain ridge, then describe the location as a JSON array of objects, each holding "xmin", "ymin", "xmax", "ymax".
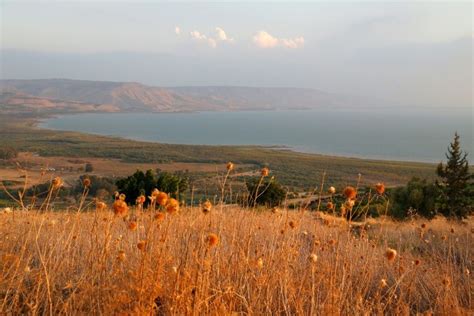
[{"xmin": 0, "ymin": 78, "xmax": 380, "ymax": 114}]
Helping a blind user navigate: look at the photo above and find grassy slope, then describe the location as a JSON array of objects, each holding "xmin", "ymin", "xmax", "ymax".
[
  {"xmin": 0, "ymin": 208, "xmax": 472, "ymax": 314},
  {"xmin": 0, "ymin": 115, "xmax": 436, "ymax": 188}
]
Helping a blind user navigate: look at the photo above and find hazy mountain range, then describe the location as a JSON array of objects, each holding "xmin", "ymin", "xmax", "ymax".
[{"xmin": 0, "ymin": 78, "xmax": 385, "ymax": 114}]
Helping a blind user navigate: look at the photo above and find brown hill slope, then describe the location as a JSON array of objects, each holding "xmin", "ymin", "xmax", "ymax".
[
  {"xmin": 0, "ymin": 91, "xmax": 119, "ymax": 114},
  {"xmin": 0, "ymin": 79, "xmax": 376, "ymax": 113}
]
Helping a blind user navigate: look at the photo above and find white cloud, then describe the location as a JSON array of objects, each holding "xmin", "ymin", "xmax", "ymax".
[
  {"xmin": 189, "ymin": 27, "xmax": 234, "ymax": 48},
  {"xmin": 175, "ymin": 26, "xmax": 181, "ymax": 35},
  {"xmin": 190, "ymin": 30, "xmax": 207, "ymax": 41},
  {"xmin": 253, "ymin": 31, "xmax": 279, "ymax": 48},
  {"xmin": 253, "ymin": 31, "xmax": 305, "ymax": 49},
  {"xmin": 215, "ymin": 27, "xmax": 227, "ymax": 40},
  {"xmin": 215, "ymin": 27, "xmax": 234, "ymax": 42}
]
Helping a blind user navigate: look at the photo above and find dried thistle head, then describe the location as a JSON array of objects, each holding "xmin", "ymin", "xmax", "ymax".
[
  {"xmin": 52, "ymin": 177, "xmax": 63, "ymax": 190},
  {"xmin": 157, "ymin": 192, "xmax": 169, "ymax": 206},
  {"xmin": 202, "ymin": 200, "xmax": 212, "ymax": 214},
  {"xmin": 113, "ymin": 200, "xmax": 129, "ymax": 217},
  {"xmin": 151, "ymin": 188, "xmax": 160, "ymax": 197},
  {"xmin": 328, "ymin": 186, "xmax": 336, "ymax": 194},
  {"xmin": 137, "ymin": 240, "xmax": 146, "ymax": 251},
  {"xmin": 206, "ymin": 233, "xmax": 219, "ymax": 247},
  {"xmin": 343, "ymin": 186, "xmax": 357, "ymax": 200},
  {"xmin": 375, "ymin": 183, "xmax": 385, "ymax": 195},
  {"xmin": 261, "ymin": 167, "xmax": 270, "ymax": 177},
  {"xmin": 288, "ymin": 221, "xmax": 296, "ymax": 229},
  {"xmin": 308, "ymin": 253, "xmax": 318, "ymax": 263},
  {"xmin": 166, "ymin": 198, "xmax": 179, "ymax": 214},
  {"xmin": 344, "ymin": 199, "xmax": 355, "ymax": 209},
  {"xmin": 128, "ymin": 221, "xmax": 138, "ymax": 231},
  {"xmin": 385, "ymin": 248, "xmax": 397, "ymax": 262},
  {"xmin": 326, "ymin": 202, "xmax": 334, "ymax": 210},
  {"xmin": 119, "ymin": 193, "xmax": 126, "ymax": 201},
  {"xmin": 83, "ymin": 177, "xmax": 91, "ymax": 187},
  {"xmin": 154, "ymin": 212, "xmax": 165, "ymax": 221},
  {"xmin": 226, "ymin": 162, "xmax": 234, "ymax": 171},
  {"xmin": 136, "ymin": 195, "xmax": 146, "ymax": 205}
]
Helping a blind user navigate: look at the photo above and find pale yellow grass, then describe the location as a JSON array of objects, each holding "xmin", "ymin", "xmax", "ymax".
[{"xmin": 0, "ymin": 208, "xmax": 472, "ymax": 315}]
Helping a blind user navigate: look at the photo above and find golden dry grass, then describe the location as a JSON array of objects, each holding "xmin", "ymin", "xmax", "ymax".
[{"xmin": 1, "ymin": 207, "xmax": 472, "ymax": 315}]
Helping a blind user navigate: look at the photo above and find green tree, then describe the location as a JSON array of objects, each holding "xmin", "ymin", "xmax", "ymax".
[
  {"xmin": 391, "ymin": 178, "xmax": 439, "ymax": 219},
  {"xmin": 115, "ymin": 170, "xmax": 156, "ymax": 205},
  {"xmin": 76, "ymin": 175, "xmax": 116, "ymax": 198},
  {"xmin": 156, "ymin": 171, "xmax": 188, "ymax": 198},
  {"xmin": 436, "ymin": 133, "xmax": 473, "ymax": 219},
  {"xmin": 246, "ymin": 178, "xmax": 286, "ymax": 207},
  {"xmin": 85, "ymin": 163, "xmax": 94, "ymax": 173},
  {"xmin": 115, "ymin": 169, "xmax": 188, "ymax": 205}
]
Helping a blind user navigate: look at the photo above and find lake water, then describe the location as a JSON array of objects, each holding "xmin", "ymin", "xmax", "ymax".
[{"xmin": 40, "ymin": 109, "xmax": 473, "ymax": 163}]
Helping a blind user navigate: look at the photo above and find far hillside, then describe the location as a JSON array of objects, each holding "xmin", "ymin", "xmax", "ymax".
[{"xmin": 0, "ymin": 79, "xmax": 383, "ymax": 113}]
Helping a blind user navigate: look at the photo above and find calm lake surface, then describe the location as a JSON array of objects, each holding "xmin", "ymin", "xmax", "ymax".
[{"xmin": 40, "ymin": 109, "xmax": 473, "ymax": 163}]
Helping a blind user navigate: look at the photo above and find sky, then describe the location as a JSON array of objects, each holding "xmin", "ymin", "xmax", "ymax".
[{"xmin": 1, "ymin": 1, "xmax": 473, "ymax": 108}]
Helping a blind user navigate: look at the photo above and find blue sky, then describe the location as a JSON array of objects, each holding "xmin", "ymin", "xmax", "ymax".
[{"xmin": 1, "ymin": 1, "xmax": 472, "ymax": 107}]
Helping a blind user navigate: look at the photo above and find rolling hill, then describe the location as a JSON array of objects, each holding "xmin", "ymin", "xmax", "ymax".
[{"xmin": 0, "ymin": 79, "xmax": 379, "ymax": 113}]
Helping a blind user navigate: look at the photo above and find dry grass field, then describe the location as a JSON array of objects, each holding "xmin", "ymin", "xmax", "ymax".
[
  {"xmin": 0, "ymin": 152, "xmax": 243, "ymax": 190},
  {"xmin": 1, "ymin": 203, "xmax": 472, "ymax": 315}
]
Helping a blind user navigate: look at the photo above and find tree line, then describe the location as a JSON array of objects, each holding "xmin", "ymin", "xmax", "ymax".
[{"xmin": 391, "ymin": 133, "xmax": 472, "ymax": 219}]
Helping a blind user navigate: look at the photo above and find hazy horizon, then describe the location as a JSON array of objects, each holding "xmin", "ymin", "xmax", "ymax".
[{"xmin": 1, "ymin": 1, "xmax": 472, "ymax": 109}]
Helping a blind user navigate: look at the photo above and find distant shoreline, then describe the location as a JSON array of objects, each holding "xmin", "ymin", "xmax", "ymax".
[
  {"xmin": 1, "ymin": 111, "xmax": 443, "ymax": 189},
  {"xmin": 36, "ymin": 111, "xmax": 449, "ymax": 165}
]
